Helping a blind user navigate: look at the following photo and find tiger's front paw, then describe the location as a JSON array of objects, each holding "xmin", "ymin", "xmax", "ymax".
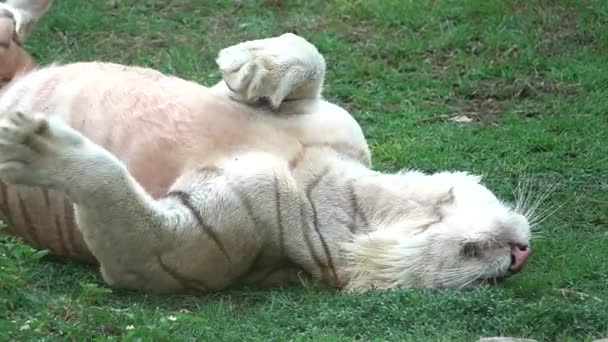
[
  {"xmin": 0, "ymin": 111, "xmax": 85, "ymax": 188},
  {"xmin": 216, "ymin": 33, "xmax": 325, "ymax": 109}
]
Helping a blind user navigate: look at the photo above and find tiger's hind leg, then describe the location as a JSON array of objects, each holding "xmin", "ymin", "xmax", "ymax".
[
  {"xmin": 0, "ymin": 111, "xmax": 266, "ymax": 294},
  {"xmin": 213, "ymin": 33, "xmax": 326, "ymax": 110}
]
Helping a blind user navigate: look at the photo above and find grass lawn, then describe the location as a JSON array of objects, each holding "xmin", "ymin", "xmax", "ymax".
[{"xmin": 1, "ymin": 0, "xmax": 608, "ymax": 340}]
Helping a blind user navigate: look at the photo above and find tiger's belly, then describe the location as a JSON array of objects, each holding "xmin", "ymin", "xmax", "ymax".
[{"xmin": 0, "ymin": 62, "xmax": 369, "ymax": 262}]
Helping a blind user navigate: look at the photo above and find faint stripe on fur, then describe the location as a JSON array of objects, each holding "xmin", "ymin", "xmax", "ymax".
[
  {"xmin": 348, "ymin": 180, "xmax": 370, "ymax": 231},
  {"xmin": 298, "ymin": 200, "xmax": 327, "ymax": 281},
  {"xmin": 63, "ymin": 199, "xmax": 81, "ymax": 256},
  {"xmin": 156, "ymin": 254, "xmax": 208, "ymax": 293},
  {"xmin": 0, "ymin": 182, "xmax": 15, "ymax": 234},
  {"xmin": 273, "ymin": 174, "xmax": 286, "ymax": 257},
  {"xmin": 305, "ymin": 166, "xmax": 338, "ymax": 284},
  {"xmin": 17, "ymin": 192, "xmax": 41, "ymax": 248},
  {"xmin": 164, "ymin": 190, "xmax": 231, "ymax": 262}
]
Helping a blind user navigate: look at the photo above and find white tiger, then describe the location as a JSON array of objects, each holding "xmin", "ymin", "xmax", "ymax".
[{"xmin": 0, "ymin": 0, "xmax": 531, "ymax": 294}]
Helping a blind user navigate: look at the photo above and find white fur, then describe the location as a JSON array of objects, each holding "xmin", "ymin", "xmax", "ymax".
[
  {"xmin": 343, "ymin": 171, "xmax": 530, "ymax": 291},
  {"xmin": 0, "ymin": 9, "xmax": 532, "ymax": 294},
  {"xmin": 214, "ymin": 33, "xmax": 326, "ymax": 109}
]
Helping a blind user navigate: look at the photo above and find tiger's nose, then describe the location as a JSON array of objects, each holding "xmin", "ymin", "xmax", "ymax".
[{"xmin": 508, "ymin": 243, "xmax": 530, "ymax": 272}]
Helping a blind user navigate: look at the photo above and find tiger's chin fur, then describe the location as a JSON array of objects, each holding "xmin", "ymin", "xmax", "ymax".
[{"xmin": 0, "ymin": 1, "xmax": 532, "ymax": 294}]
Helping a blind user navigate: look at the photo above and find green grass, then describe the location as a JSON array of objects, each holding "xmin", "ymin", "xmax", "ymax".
[{"xmin": 1, "ymin": 0, "xmax": 608, "ymax": 340}]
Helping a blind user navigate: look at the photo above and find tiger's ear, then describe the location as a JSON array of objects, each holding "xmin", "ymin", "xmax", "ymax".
[{"xmin": 3, "ymin": 0, "xmax": 52, "ymax": 41}]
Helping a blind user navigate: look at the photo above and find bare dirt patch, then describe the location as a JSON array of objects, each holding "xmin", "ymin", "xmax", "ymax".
[{"xmin": 437, "ymin": 76, "xmax": 580, "ymax": 125}]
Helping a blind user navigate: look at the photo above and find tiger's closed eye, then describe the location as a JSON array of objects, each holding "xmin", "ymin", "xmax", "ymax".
[{"xmin": 461, "ymin": 243, "xmax": 481, "ymax": 258}]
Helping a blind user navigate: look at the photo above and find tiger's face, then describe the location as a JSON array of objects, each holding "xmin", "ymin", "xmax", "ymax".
[
  {"xmin": 416, "ymin": 178, "xmax": 532, "ymax": 288},
  {"xmin": 344, "ymin": 171, "xmax": 532, "ymax": 291}
]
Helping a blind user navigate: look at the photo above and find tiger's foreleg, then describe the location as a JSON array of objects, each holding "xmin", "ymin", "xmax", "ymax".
[{"xmin": 0, "ymin": 111, "xmax": 263, "ymax": 294}]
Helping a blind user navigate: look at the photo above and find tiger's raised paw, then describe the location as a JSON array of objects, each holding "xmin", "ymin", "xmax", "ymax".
[
  {"xmin": 0, "ymin": 111, "xmax": 86, "ymax": 187},
  {"xmin": 216, "ymin": 33, "xmax": 326, "ymax": 109}
]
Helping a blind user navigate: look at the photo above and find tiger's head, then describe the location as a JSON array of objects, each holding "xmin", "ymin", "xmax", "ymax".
[{"xmin": 344, "ymin": 171, "xmax": 533, "ymax": 291}]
